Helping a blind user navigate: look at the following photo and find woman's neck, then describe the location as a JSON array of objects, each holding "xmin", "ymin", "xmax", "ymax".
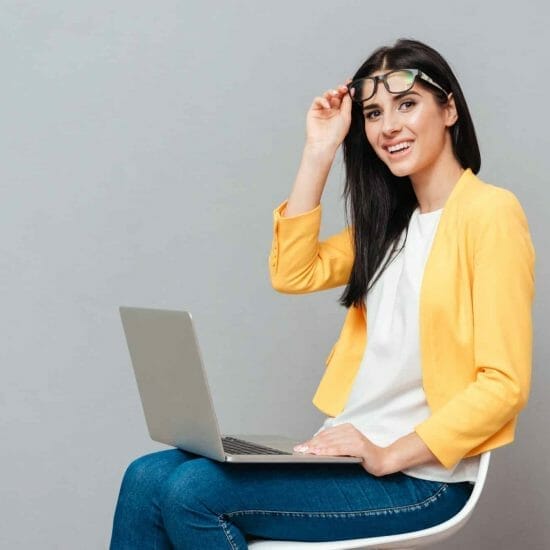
[{"xmin": 409, "ymin": 148, "xmax": 464, "ymax": 213}]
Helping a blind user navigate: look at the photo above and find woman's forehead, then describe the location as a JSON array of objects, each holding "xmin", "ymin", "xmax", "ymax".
[
  {"xmin": 367, "ymin": 69, "xmax": 391, "ymax": 77},
  {"xmin": 367, "ymin": 68, "xmax": 401, "ymax": 77}
]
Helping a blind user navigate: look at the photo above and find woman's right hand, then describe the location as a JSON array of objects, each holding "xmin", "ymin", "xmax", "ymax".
[{"xmin": 305, "ymin": 78, "xmax": 355, "ymax": 152}]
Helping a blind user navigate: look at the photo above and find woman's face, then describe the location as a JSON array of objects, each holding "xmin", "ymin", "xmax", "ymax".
[{"xmin": 361, "ymin": 71, "xmax": 457, "ymax": 178}]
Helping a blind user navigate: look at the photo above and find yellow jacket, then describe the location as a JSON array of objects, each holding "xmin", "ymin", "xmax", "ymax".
[{"xmin": 269, "ymin": 168, "xmax": 536, "ymax": 470}]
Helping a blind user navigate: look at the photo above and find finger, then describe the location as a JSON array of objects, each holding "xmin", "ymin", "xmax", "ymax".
[
  {"xmin": 309, "ymin": 434, "xmax": 359, "ymax": 455},
  {"xmin": 313, "ymin": 96, "xmax": 332, "ymax": 110},
  {"xmin": 344, "ymin": 86, "xmax": 355, "ymax": 100},
  {"xmin": 309, "ymin": 423, "xmax": 348, "ymax": 440},
  {"xmin": 297, "ymin": 435, "xmax": 323, "ymax": 449},
  {"xmin": 306, "ymin": 435, "xmax": 331, "ymax": 448},
  {"xmin": 309, "ymin": 442, "xmax": 343, "ymax": 455},
  {"xmin": 334, "ymin": 86, "xmax": 349, "ymax": 97},
  {"xmin": 310, "ymin": 434, "xmax": 337, "ymax": 448},
  {"xmin": 293, "ymin": 443, "xmax": 316, "ymax": 453},
  {"xmin": 341, "ymin": 88, "xmax": 354, "ymax": 108},
  {"xmin": 327, "ymin": 86, "xmax": 349, "ymax": 100},
  {"xmin": 328, "ymin": 94, "xmax": 342, "ymax": 109},
  {"xmin": 322, "ymin": 89, "xmax": 339, "ymax": 109},
  {"xmin": 308, "ymin": 430, "xmax": 352, "ymax": 449}
]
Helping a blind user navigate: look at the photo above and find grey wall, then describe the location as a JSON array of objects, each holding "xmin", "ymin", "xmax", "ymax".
[{"xmin": 2, "ymin": 1, "xmax": 548, "ymax": 548}]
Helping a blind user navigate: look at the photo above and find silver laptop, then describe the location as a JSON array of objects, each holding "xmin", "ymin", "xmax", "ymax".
[{"xmin": 119, "ymin": 306, "xmax": 362, "ymax": 464}]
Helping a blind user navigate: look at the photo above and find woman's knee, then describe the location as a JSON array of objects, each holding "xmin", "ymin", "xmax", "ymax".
[
  {"xmin": 120, "ymin": 449, "xmax": 189, "ymax": 493},
  {"xmin": 159, "ymin": 458, "xmax": 229, "ymax": 516}
]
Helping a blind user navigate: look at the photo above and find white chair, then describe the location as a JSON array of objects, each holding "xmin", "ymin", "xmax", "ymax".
[{"xmin": 248, "ymin": 451, "xmax": 490, "ymax": 550}]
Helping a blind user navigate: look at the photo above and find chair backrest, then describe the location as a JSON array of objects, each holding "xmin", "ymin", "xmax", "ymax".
[{"xmin": 248, "ymin": 451, "xmax": 491, "ymax": 549}]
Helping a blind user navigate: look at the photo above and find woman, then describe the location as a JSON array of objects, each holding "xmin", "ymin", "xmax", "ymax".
[{"xmin": 110, "ymin": 38, "xmax": 535, "ymax": 548}]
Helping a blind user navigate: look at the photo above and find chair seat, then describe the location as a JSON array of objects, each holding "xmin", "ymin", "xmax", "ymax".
[{"xmin": 248, "ymin": 451, "xmax": 490, "ymax": 549}]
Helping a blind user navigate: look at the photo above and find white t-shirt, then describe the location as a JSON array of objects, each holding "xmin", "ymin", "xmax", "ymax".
[{"xmin": 315, "ymin": 206, "xmax": 480, "ymax": 483}]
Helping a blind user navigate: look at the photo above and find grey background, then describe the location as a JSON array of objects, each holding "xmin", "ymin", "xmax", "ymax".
[{"xmin": 1, "ymin": 1, "xmax": 548, "ymax": 548}]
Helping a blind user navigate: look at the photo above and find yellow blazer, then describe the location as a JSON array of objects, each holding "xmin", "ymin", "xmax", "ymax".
[{"xmin": 269, "ymin": 168, "xmax": 536, "ymax": 470}]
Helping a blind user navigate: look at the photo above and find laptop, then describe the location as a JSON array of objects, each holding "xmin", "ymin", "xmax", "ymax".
[{"xmin": 119, "ymin": 306, "xmax": 362, "ymax": 464}]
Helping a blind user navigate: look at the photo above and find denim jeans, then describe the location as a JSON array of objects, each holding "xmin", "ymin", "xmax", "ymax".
[{"xmin": 109, "ymin": 448, "xmax": 473, "ymax": 549}]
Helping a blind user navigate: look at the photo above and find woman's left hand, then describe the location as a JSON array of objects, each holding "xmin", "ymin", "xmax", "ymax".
[{"xmin": 293, "ymin": 423, "xmax": 389, "ymax": 477}]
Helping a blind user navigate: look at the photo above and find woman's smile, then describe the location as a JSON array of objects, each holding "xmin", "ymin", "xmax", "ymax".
[{"xmin": 386, "ymin": 141, "xmax": 414, "ymax": 160}]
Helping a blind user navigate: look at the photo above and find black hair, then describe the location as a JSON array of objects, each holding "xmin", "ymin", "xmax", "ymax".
[{"xmin": 338, "ymin": 37, "xmax": 481, "ymax": 310}]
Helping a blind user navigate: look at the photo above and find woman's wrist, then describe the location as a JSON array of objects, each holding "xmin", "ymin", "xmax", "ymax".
[
  {"xmin": 303, "ymin": 141, "xmax": 339, "ymax": 162},
  {"xmin": 380, "ymin": 432, "xmax": 441, "ymax": 476},
  {"xmin": 284, "ymin": 144, "xmax": 335, "ymax": 217},
  {"xmin": 358, "ymin": 440, "xmax": 394, "ymax": 477},
  {"xmin": 377, "ymin": 447, "xmax": 398, "ymax": 477}
]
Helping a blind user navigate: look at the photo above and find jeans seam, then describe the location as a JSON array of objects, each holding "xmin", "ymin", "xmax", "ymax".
[
  {"xmin": 225, "ymin": 482, "xmax": 449, "ymax": 519},
  {"xmin": 219, "ymin": 514, "xmax": 239, "ymax": 550}
]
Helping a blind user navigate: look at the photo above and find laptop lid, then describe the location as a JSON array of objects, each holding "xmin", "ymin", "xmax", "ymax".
[{"xmin": 119, "ymin": 306, "xmax": 226, "ymax": 461}]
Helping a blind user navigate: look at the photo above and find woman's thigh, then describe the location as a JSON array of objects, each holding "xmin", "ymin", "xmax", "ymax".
[
  {"xmin": 111, "ymin": 447, "xmax": 201, "ymax": 547},
  {"xmin": 160, "ymin": 457, "xmax": 473, "ymax": 543}
]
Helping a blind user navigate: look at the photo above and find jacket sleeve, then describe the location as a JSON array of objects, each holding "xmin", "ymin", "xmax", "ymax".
[
  {"xmin": 414, "ymin": 191, "xmax": 536, "ymax": 470},
  {"xmin": 268, "ymin": 199, "xmax": 354, "ymax": 293}
]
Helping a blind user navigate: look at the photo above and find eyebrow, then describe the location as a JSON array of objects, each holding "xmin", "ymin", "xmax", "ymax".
[{"xmin": 362, "ymin": 90, "xmax": 422, "ymax": 111}]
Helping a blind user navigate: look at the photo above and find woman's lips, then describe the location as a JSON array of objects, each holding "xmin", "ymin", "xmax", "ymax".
[{"xmin": 386, "ymin": 142, "xmax": 413, "ymax": 159}]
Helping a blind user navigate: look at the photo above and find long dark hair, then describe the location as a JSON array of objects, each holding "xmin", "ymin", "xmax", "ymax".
[{"xmin": 338, "ymin": 38, "xmax": 481, "ymax": 310}]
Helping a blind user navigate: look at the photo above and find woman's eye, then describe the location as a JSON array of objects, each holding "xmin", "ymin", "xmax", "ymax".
[
  {"xmin": 400, "ymin": 100, "xmax": 415, "ymax": 109},
  {"xmin": 364, "ymin": 100, "xmax": 415, "ymax": 121}
]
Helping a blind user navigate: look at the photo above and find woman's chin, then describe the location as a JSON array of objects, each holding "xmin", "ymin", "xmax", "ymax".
[{"xmin": 387, "ymin": 163, "xmax": 413, "ymax": 178}]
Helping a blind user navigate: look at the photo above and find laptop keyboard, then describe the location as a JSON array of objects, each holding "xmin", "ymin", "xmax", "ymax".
[{"xmin": 222, "ymin": 436, "xmax": 292, "ymax": 455}]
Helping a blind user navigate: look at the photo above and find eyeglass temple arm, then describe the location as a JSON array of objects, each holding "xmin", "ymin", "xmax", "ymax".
[{"xmin": 419, "ymin": 70, "xmax": 448, "ymax": 95}]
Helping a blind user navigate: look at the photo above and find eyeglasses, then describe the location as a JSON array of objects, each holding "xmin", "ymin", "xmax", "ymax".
[{"xmin": 348, "ymin": 68, "xmax": 449, "ymax": 104}]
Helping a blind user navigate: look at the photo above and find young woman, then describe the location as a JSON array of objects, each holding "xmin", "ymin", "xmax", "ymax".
[{"xmin": 110, "ymin": 38, "xmax": 535, "ymax": 549}]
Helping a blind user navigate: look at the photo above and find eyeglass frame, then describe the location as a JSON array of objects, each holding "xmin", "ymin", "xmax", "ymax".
[{"xmin": 347, "ymin": 68, "xmax": 450, "ymax": 104}]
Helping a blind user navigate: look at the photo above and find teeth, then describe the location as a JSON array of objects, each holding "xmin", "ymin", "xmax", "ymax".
[{"xmin": 388, "ymin": 141, "xmax": 412, "ymax": 153}]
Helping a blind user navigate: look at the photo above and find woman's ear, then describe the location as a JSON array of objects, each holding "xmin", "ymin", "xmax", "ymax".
[{"xmin": 444, "ymin": 92, "xmax": 458, "ymax": 127}]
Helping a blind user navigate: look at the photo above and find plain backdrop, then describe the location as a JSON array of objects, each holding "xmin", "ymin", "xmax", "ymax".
[{"xmin": 1, "ymin": 1, "xmax": 548, "ymax": 548}]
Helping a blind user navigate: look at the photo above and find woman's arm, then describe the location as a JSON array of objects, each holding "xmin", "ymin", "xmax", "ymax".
[
  {"xmin": 282, "ymin": 145, "xmax": 336, "ymax": 217},
  {"xmin": 413, "ymin": 191, "xmax": 536, "ymax": 470},
  {"xmin": 381, "ymin": 432, "xmax": 441, "ymax": 475},
  {"xmin": 268, "ymin": 199, "xmax": 354, "ymax": 294},
  {"xmin": 283, "ymin": 80, "xmax": 352, "ymax": 216},
  {"xmin": 269, "ymin": 81, "xmax": 356, "ymax": 293}
]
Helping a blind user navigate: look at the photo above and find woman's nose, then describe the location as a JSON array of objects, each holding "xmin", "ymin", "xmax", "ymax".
[{"xmin": 382, "ymin": 110, "xmax": 402, "ymax": 134}]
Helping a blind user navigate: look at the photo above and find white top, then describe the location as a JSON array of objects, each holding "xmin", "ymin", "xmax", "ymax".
[{"xmin": 315, "ymin": 206, "xmax": 480, "ymax": 483}]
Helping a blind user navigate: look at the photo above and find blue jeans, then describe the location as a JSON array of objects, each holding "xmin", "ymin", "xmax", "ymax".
[{"xmin": 109, "ymin": 448, "xmax": 473, "ymax": 549}]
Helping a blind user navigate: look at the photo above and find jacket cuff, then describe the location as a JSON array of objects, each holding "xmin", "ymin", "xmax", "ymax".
[
  {"xmin": 272, "ymin": 199, "xmax": 322, "ymax": 222},
  {"xmin": 272, "ymin": 199, "xmax": 322, "ymax": 250},
  {"xmin": 269, "ymin": 199, "xmax": 322, "ymax": 272},
  {"xmin": 413, "ymin": 422, "xmax": 458, "ymax": 470}
]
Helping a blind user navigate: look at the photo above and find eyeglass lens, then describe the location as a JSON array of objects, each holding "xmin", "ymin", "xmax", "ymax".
[{"xmin": 353, "ymin": 70, "xmax": 415, "ymax": 103}]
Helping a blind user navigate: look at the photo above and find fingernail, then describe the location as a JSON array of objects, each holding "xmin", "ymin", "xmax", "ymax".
[{"xmin": 294, "ymin": 445, "xmax": 308, "ymax": 452}]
